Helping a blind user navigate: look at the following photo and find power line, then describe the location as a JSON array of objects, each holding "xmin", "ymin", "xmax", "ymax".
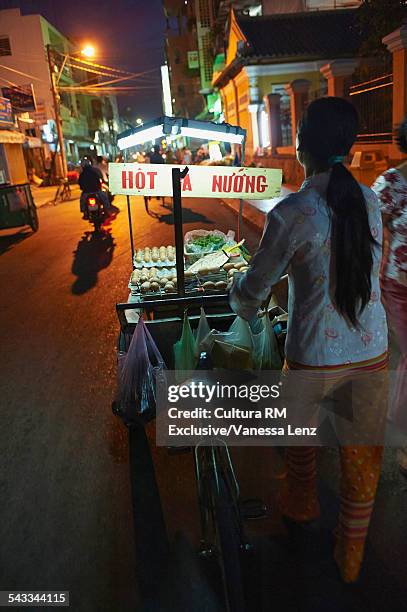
[
  {"xmin": 0, "ymin": 63, "xmax": 42, "ymax": 82},
  {"xmin": 58, "ymin": 86, "xmax": 156, "ymax": 93}
]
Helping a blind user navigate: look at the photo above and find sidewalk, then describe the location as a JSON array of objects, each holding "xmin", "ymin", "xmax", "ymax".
[
  {"xmin": 221, "ymin": 185, "xmax": 298, "ymax": 231},
  {"xmin": 31, "ymin": 184, "xmax": 81, "ymax": 208}
]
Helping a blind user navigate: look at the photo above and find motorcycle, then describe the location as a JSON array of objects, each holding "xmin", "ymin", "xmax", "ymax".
[{"xmin": 84, "ymin": 192, "xmax": 107, "ymax": 231}]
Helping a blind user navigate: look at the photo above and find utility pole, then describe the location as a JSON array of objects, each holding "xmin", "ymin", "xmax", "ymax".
[{"xmin": 46, "ymin": 44, "xmax": 67, "ymax": 180}]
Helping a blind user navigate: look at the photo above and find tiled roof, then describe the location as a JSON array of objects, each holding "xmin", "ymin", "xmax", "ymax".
[{"xmin": 236, "ymin": 9, "xmax": 362, "ymax": 61}]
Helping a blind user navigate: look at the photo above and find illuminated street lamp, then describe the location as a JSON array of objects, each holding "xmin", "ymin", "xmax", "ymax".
[
  {"xmin": 81, "ymin": 44, "xmax": 96, "ymax": 58},
  {"xmin": 46, "ymin": 42, "xmax": 97, "ymax": 179},
  {"xmin": 136, "ymin": 118, "xmax": 143, "ymax": 125}
]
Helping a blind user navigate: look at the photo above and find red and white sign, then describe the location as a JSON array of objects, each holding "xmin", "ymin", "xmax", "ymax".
[{"xmin": 109, "ymin": 163, "xmax": 282, "ymax": 200}]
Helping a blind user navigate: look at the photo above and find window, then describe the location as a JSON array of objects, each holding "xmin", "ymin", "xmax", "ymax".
[
  {"xmin": 272, "ymin": 84, "xmax": 292, "ymax": 147},
  {"xmin": 0, "ymin": 36, "xmax": 11, "ymax": 56},
  {"xmin": 91, "ymin": 99, "xmax": 103, "ymax": 120}
]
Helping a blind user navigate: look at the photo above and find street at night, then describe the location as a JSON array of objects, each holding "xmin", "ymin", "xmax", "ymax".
[
  {"xmin": 1, "ymin": 0, "xmax": 407, "ymax": 610},
  {"xmin": 0, "ymin": 195, "xmax": 261, "ymax": 611},
  {"xmin": 1, "ymin": 195, "xmax": 407, "ymax": 611}
]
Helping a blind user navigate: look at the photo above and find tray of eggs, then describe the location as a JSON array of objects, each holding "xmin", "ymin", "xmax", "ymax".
[
  {"xmin": 133, "ymin": 245, "xmax": 176, "ymax": 268},
  {"xmin": 129, "ymin": 267, "xmax": 178, "ymax": 295}
]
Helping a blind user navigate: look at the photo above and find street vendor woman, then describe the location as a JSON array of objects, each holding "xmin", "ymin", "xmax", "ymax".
[{"xmin": 229, "ymin": 97, "xmax": 388, "ymax": 583}]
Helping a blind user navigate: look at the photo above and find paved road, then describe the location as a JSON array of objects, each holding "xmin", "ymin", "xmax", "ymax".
[
  {"xmin": 0, "ymin": 194, "xmax": 406, "ymax": 612},
  {"xmin": 0, "ymin": 194, "xmax": 260, "ymax": 612}
]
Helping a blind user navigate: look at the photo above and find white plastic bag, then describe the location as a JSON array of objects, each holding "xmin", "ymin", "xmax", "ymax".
[
  {"xmin": 252, "ymin": 315, "xmax": 282, "ymax": 370},
  {"xmin": 201, "ymin": 316, "xmax": 254, "ymax": 354},
  {"xmin": 194, "ymin": 307, "xmax": 211, "ymax": 358}
]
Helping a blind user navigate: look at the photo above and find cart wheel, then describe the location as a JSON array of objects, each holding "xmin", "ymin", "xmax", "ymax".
[{"xmin": 28, "ymin": 204, "xmax": 39, "ymax": 232}]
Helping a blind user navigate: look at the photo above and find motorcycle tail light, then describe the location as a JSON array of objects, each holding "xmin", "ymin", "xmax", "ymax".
[{"xmin": 88, "ymin": 197, "xmax": 97, "ymax": 207}]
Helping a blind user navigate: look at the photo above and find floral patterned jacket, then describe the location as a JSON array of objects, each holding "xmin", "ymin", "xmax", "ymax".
[
  {"xmin": 229, "ymin": 171, "xmax": 388, "ymax": 366},
  {"xmin": 372, "ymin": 168, "xmax": 407, "ymax": 288}
]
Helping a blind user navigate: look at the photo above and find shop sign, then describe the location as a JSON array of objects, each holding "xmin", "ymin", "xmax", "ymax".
[
  {"xmin": 32, "ymin": 101, "xmax": 47, "ymax": 125},
  {"xmin": 1, "ymin": 84, "xmax": 36, "ymax": 113},
  {"xmin": 0, "ymin": 97, "xmax": 13, "ymax": 125},
  {"xmin": 109, "ymin": 163, "xmax": 282, "ymax": 200},
  {"xmin": 187, "ymin": 51, "xmax": 199, "ymax": 69}
]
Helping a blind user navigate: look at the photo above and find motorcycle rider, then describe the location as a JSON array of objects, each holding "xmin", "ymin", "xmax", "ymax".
[
  {"xmin": 78, "ymin": 158, "xmax": 110, "ymax": 219},
  {"xmin": 96, "ymin": 155, "xmax": 109, "ymax": 182}
]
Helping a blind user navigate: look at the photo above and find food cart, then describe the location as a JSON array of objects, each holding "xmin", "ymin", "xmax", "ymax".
[
  {"xmin": 109, "ymin": 117, "xmax": 286, "ymax": 608},
  {"xmin": 110, "ymin": 116, "xmax": 283, "ymax": 331}
]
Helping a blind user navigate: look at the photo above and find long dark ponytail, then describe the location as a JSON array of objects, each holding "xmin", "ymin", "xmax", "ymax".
[{"xmin": 297, "ymin": 97, "xmax": 376, "ymax": 327}]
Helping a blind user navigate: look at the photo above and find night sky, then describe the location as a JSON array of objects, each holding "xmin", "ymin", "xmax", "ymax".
[{"xmin": 0, "ymin": 0, "xmax": 166, "ymax": 121}]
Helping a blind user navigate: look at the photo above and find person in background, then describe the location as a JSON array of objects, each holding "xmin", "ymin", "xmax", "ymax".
[
  {"xmin": 43, "ymin": 154, "xmax": 52, "ymax": 185},
  {"xmin": 114, "ymin": 152, "xmax": 123, "ymax": 163},
  {"xmin": 148, "ymin": 144, "xmax": 164, "ymax": 165},
  {"xmin": 144, "ymin": 145, "xmax": 164, "ymax": 213},
  {"xmin": 165, "ymin": 148, "xmax": 176, "ymax": 164},
  {"xmin": 96, "ymin": 155, "xmax": 109, "ymax": 182},
  {"xmin": 194, "ymin": 146, "xmax": 207, "ymax": 164},
  {"xmin": 134, "ymin": 151, "xmax": 146, "ymax": 164},
  {"xmin": 229, "ymin": 97, "xmax": 388, "ymax": 583},
  {"xmin": 372, "ymin": 116, "xmax": 407, "ymax": 475},
  {"xmin": 181, "ymin": 146, "xmax": 192, "ymax": 165}
]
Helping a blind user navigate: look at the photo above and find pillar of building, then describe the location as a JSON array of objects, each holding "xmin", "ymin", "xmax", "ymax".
[
  {"xmin": 231, "ymin": 78, "xmax": 240, "ymax": 125},
  {"xmin": 248, "ymin": 104, "xmax": 261, "ymax": 153},
  {"xmin": 320, "ymin": 59, "xmax": 359, "ymax": 97},
  {"xmin": 248, "ymin": 75, "xmax": 260, "ymax": 104},
  {"xmin": 383, "ymin": 24, "xmax": 407, "ymax": 159},
  {"xmin": 264, "ymin": 93, "xmax": 283, "ymax": 153},
  {"xmin": 220, "ymin": 90, "xmax": 228, "ymax": 123},
  {"xmin": 285, "ymin": 79, "xmax": 311, "ymax": 147}
]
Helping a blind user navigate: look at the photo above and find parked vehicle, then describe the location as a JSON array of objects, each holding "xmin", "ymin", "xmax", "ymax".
[{"xmin": 0, "ymin": 183, "xmax": 39, "ymax": 233}]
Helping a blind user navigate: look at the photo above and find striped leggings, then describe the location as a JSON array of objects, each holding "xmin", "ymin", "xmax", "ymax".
[{"xmin": 279, "ymin": 355, "xmax": 388, "ymax": 582}]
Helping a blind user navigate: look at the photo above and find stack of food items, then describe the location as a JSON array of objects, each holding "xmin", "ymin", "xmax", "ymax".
[
  {"xmin": 128, "ymin": 233, "xmax": 250, "ymax": 299},
  {"xmin": 224, "ymin": 261, "xmax": 250, "ymax": 289},
  {"xmin": 130, "ymin": 267, "xmax": 178, "ymax": 294}
]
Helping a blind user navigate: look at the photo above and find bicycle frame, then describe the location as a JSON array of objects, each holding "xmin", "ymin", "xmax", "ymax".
[{"xmin": 193, "ymin": 439, "xmax": 244, "ymax": 556}]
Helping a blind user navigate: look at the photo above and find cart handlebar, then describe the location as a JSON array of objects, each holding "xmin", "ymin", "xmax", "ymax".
[{"xmin": 116, "ymin": 293, "xmax": 231, "ymax": 332}]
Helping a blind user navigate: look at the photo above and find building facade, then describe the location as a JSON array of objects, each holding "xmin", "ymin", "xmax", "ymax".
[
  {"xmin": 162, "ymin": 0, "xmax": 204, "ymax": 118},
  {"xmin": 0, "ymin": 8, "xmax": 121, "ymax": 177},
  {"xmin": 213, "ymin": 8, "xmax": 369, "ymax": 178}
]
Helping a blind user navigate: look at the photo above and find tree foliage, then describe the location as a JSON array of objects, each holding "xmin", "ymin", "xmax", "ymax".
[{"xmin": 357, "ymin": 0, "xmax": 407, "ymax": 56}]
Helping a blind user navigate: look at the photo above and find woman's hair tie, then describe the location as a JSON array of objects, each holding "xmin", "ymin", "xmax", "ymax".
[{"xmin": 328, "ymin": 155, "xmax": 345, "ymax": 166}]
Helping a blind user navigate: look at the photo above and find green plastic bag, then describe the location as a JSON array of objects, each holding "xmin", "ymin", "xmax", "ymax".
[{"xmin": 174, "ymin": 312, "xmax": 197, "ymax": 382}]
